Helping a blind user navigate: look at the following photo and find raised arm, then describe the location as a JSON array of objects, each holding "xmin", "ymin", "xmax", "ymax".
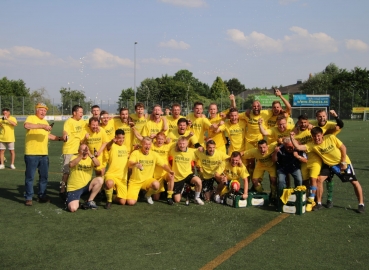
[{"xmin": 275, "ymin": 88, "xmax": 291, "ymax": 114}]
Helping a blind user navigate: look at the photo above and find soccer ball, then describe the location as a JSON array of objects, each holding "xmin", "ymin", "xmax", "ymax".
[{"xmin": 230, "ymin": 180, "xmax": 240, "ymax": 192}]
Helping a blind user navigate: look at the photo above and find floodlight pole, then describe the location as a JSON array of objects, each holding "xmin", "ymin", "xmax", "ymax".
[{"xmin": 134, "ymin": 41, "xmax": 138, "ymax": 105}]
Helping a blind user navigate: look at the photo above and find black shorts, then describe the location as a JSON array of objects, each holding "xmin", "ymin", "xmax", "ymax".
[
  {"xmin": 174, "ymin": 174, "xmax": 195, "ymax": 194},
  {"xmin": 319, "ymin": 163, "xmax": 331, "ymax": 177},
  {"xmin": 330, "ymin": 164, "xmax": 357, "ymax": 183},
  {"xmin": 202, "ymin": 178, "xmax": 216, "ymax": 192}
]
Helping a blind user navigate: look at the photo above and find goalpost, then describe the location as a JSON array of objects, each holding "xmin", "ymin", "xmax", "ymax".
[
  {"xmin": 363, "ymin": 110, "xmax": 369, "ymax": 121},
  {"xmin": 291, "ymin": 107, "xmax": 327, "ymax": 120}
]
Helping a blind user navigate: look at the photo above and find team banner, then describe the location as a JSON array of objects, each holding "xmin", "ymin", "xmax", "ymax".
[
  {"xmin": 292, "ymin": 94, "xmax": 330, "ymax": 107},
  {"xmin": 254, "ymin": 94, "xmax": 289, "ymax": 107},
  {"xmin": 352, "ymin": 107, "xmax": 369, "ymax": 113}
]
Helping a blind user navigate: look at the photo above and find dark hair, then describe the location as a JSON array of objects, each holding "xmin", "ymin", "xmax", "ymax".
[
  {"xmin": 2, "ymin": 108, "xmax": 10, "ymax": 112},
  {"xmin": 298, "ymin": 114, "xmax": 308, "ymax": 121},
  {"xmin": 230, "ymin": 151, "xmax": 242, "ymax": 158},
  {"xmin": 311, "ymin": 126, "xmax": 323, "ymax": 136},
  {"xmin": 257, "ymin": 139, "xmax": 267, "ymax": 145},
  {"xmin": 135, "ymin": 102, "xmax": 145, "ymax": 109},
  {"xmin": 206, "ymin": 140, "xmax": 216, "ymax": 146},
  {"xmin": 193, "ymin": 101, "xmax": 203, "ymax": 108},
  {"xmin": 100, "ymin": 110, "xmax": 109, "ymax": 117},
  {"xmin": 72, "ymin": 105, "xmax": 82, "ymax": 113},
  {"xmin": 119, "ymin": 107, "xmax": 129, "ymax": 114},
  {"xmin": 315, "ymin": 109, "xmax": 326, "ymax": 116},
  {"xmin": 89, "ymin": 117, "xmax": 100, "ymax": 125},
  {"xmin": 177, "ymin": 118, "xmax": 188, "ymax": 126},
  {"xmin": 91, "ymin": 105, "xmax": 100, "ymax": 110},
  {"xmin": 115, "ymin": 129, "xmax": 125, "ymax": 136}
]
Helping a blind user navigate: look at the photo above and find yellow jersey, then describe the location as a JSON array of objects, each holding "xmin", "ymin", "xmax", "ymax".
[
  {"xmin": 67, "ymin": 155, "xmax": 94, "ymax": 192},
  {"xmin": 24, "ymin": 115, "xmax": 49, "ymax": 155},
  {"xmin": 0, "ymin": 116, "xmax": 17, "ymax": 142}
]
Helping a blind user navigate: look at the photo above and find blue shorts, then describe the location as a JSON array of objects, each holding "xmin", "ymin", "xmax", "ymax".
[{"xmin": 66, "ymin": 182, "xmax": 91, "ymax": 204}]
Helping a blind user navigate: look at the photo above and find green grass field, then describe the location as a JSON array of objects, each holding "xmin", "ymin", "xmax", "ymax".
[{"xmin": 1, "ymin": 121, "xmax": 368, "ymax": 269}]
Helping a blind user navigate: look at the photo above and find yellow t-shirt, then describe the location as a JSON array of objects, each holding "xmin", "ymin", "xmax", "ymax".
[
  {"xmin": 85, "ymin": 127, "xmax": 108, "ymax": 154},
  {"xmin": 62, "ymin": 117, "xmax": 87, "ymax": 155},
  {"xmin": 294, "ymin": 128, "xmax": 321, "ymax": 165},
  {"xmin": 113, "ymin": 119, "xmax": 132, "ymax": 151},
  {"xmin": 207, "ymin": 113, "xmax": 227, "ymax": 148},
  {"xmin": 186, "ymin": 113, "xmax": 211, "ymax": 146},
  {"xmin": 106, "ymin": 143, "xmax": 129, "ymax": 178},
  {"xmin": 305, "ymin": 134, "xmax": 351, "ymax": 166},
  {"xmin": 167, "ymin": 129, "xmax": 199, "ymax": 147},
  {"xmin": 216, "ymin": 160, "xmax": 249, "ymax": 181},
  {"xmin": 141, "ymin": 119, "xmax": 168, "ymax": 137},
  {"xmin": 166, "ymin": 115, "xmax": 184, "ymax": 133},
  {"xmin": 130, "ymin": 113, "xmax": 148, "ymax": 146},
  {"xmin": 129, "ymin": 150, "xmax": 165, "ymax": 183},
  {"xmin": 24, "ymin": 115, "xmax": 49, "ymax": 155},
  {"xmin": 195, "ymin": 149, "xmax": 229, "ymax": 179},
  {"xmin": 244, "ymin": 142, "xmax": 277, "ymax": 169},
  {"xmin": 265, "ymin": 125, "xmax": 293, "ymax": 144},
  {"xmin": 219, "ymin": 120, "xmax": 247, "ymax": 153},
  {"xmin": 67, "ymin": 155, "xmax": 94, "ymax": 192},
  {"xmin": 310, "ymin": 120, "xmax": 337, "ymax": 134},
  {"xmin": 169, "ymin": 146, "xmax": 197, "ymax": 182},
  {"xmin": 0, "ymin": 116, "xmax": 17, "ymax": 142},
  {"xmin": 151, "ymin": 143, "xmax": 172, "ymax": 178},
  {"xmin": 240, "ymin": 110, "xmax": 272, "ymax": 143},
  {"xmin": 102, "ymin": 119, "xmax": 115, "ymax": 141}
]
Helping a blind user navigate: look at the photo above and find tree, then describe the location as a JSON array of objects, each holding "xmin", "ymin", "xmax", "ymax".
[
  {"xmin": 117, "ymin": 87, "xmax": 135, "ymax": 111},
  {"xmin": 210, "ymin": 76, "xmax": 229, "ymax": 100},
  {"xmin": 30, "ymin": 88, "xmax": 60, "ymax": 114},
  {"xmin": 224, "ymin": 78, "xmax": 246, "ymax": 96},
  {"xmin": 59, "ymin": 87, "xmax": 90, "ymax": 115},
  {"xmin": 0, "ymin": 77, "xmax": 32, "ymax": 114}
]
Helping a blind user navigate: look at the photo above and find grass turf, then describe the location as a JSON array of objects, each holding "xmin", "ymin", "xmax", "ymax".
[{"xmin": 0, "ymin": 121, "xmax": 368, "ymax": 269}]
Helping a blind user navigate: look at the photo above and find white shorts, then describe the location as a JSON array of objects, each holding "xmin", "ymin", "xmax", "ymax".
[{"xmin": 0, "ymin": 142, "xmax": 15, "ymax": 150}]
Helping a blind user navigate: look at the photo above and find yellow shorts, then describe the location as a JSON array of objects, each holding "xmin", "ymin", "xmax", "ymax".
[
  {"xmin": 253, "ymin": 165, "xmax": 276, "ymax": 179},
  {"xmin": 105, "ymin": 174, "xmax": 127, "ymax": 199},
  {"xmin": 126, "ymin": 178, "xmax": 156, "ymax": 200},
  {"xmin": 307, "ymin": 160, "xmax": 322, "ymax": 179}
]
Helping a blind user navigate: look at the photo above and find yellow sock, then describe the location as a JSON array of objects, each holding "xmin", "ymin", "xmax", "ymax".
[
  {"xmin": 167, "ymin": 191, "xmax": 173, "ymax": 198},
  {"xmin": 105, "ymin": 188, "xmax": 113, "ymax": 203}
]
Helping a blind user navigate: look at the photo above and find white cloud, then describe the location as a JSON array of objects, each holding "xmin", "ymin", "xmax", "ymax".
[
  {"xmin": 159, "ymin": 39, "xmax": 190, "ymax": 50},
  {"xmin": 345, "ymin": 39, "xmax": 368, "ymax": 52},
  {"xmin": 227, "ymin": 29, "xmax": 283, "ymax": 53},
  {"xmin": 141, "ymin": 57, "xmax": 190, "ymax": 66},
  {"xmin": 159, "ymin": 0, "xmax": 206, "ymax": 8},
  {"xmin": 0, "ymin": 46, "xmax": 79, "ymax": 67},
  {"xmin": 86, "ymin": 48, "xmax": 133, "ymax": 69},
  {"xmin": 227, "ymin": 26, "xmax": 338, "ymax": 54}
]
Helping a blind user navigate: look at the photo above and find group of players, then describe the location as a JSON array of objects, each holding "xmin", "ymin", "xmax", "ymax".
[{"xmin": 20, "ymin": 88, "xmax": 365, "ymax": 213}]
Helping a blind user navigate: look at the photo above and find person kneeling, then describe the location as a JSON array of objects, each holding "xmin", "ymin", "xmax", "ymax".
[{"xmin": 66, "ymin": 144, "xmax": 103, "ymax": 212}]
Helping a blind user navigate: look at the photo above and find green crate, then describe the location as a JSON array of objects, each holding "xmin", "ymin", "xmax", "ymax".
[
  {"xmin": 225, "ymin": 193, "xmax": 248, "ymax": 208},
  {"xmin": 278, "ymin": 190, "xmax": 306, "ymax": 215},
  {"xmin": 247, "ymin": 191, "xmax": 270, "ymax": 207}
]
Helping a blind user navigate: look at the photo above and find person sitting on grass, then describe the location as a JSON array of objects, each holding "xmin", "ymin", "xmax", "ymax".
[
  {"xmin": 290, "ymin": 127, "xmax": 365, "ymax": 213},
  {"xmin": 66, "ymin": 144, "xmax": 103, "ymax": 212}
]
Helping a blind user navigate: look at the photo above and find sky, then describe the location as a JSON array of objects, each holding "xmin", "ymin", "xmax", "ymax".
[{"xmin": 1, "ymin": 0, "xmax": 368, "ymax": 104}]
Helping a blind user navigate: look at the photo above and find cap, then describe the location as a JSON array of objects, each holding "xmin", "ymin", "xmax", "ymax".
[{"xmin": 35, "ymin": 103, "xmax": 48, "ymax": 110}]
